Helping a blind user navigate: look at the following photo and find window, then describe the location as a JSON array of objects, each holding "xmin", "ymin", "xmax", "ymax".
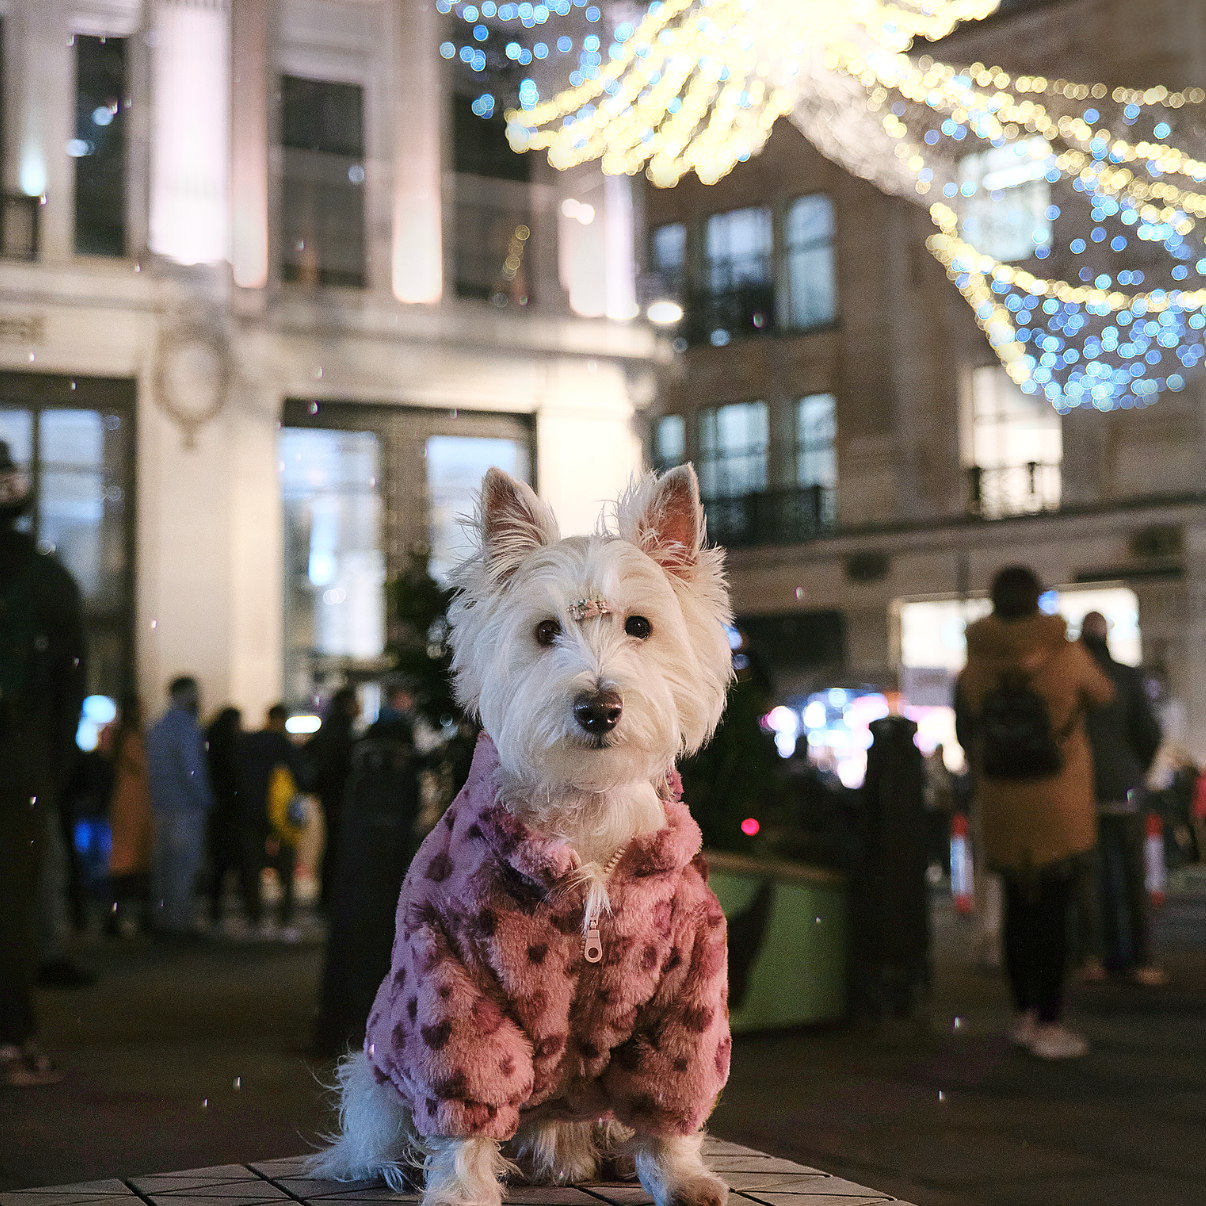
[
  {"xmin": 796, "ymin": 393, "xmax": 836, "ymax": 490},
  {"xmin": 966, "ymin": 365, "xmax": 1061, "ymax": 517},
  {"xmin": 279, "ymin": 400, "xmax": 534, "ymax": 704},
  {"xmin": 785, "ymin": 195, "xmax": 836, "ymax": 330},
  {"xmin": 650, "ymin": 223, "xmax": 686, "ymax": 298},
  {"xmin": 74, "ymin": 36, "xmax": 127, "ymax": 257},
  {"xmin": 453, "ymin": 94, "xmax": 535, "ymax": 305},
  {"xmin": 425, "ymin": 435, "xmax": 530, "ymax": 581},
  {"xmin": 698, "ymin": 401, "xmax": 768, "ymax": 500},
  {"xmin": 0, "ymin": 374, "xmax": 135, "ymax": 696},
  {"xmin": 652, "ymin": 414, "xmax": 685, "ymax": 474},
  {"xmin": 693, "ymin": 207, "xmax": 773, "ymax": 345},
  {"xmin": 280, "ymin": 428, "xmax": 385, "ymax": 703},
  {"xmin": 958, "ymin": 137, "xmax": 1052, "ymax": 263},
  {"xmin": 280, "ymin": 76, "xmax": 366, "ymax": 287},
  {"xmin": 705, "ymin": 207, "xmax": 772, "ymax": 293}
]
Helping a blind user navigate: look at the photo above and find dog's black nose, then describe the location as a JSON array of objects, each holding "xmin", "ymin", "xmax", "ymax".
[{"xmin": 574, "ymin": 690, "xmax": 622, "ymax": 735}]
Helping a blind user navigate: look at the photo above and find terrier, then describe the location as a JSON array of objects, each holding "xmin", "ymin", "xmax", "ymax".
[{"xmin": 310, "ymin": 465, "xmax": 734, "ymax": 1206}]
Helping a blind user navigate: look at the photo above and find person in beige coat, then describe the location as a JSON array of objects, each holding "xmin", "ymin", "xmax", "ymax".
[
  {"xmin": 956, "ymin": 567, "xmax": 1114, "ymax": 1059},
  {"xmin": 105, "ymin": 696, "xmax": 154, "ymax": 935}
]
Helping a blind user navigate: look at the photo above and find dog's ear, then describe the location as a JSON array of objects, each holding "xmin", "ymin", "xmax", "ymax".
[
  {"xmin": 616, "ymin": 464, "xmax": 706, "ymax": 580},
  {"xmin": 479, "ymin": 468, "xmax": 560, "ymax": 583}
]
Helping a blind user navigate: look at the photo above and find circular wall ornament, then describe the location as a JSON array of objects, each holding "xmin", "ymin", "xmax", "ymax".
[{"xmin": 154, "ymin": 321, "xmax": 231, "ymax": 449}]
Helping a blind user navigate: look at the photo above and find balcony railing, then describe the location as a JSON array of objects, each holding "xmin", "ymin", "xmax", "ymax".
[
  {"xmin": 967, "ymin": 462, "xmax": 1061, "ymax": 519},
  {"xmin": 1, "ymin": 194, "xmax": 40, "ymax": 261},
  {"xmin": 685, "ymin": 282, "xmax": 776, "ymax": 346},
  {"xmin": 703, "ymin": 485, "xmax": 836, "ymax": 548}
]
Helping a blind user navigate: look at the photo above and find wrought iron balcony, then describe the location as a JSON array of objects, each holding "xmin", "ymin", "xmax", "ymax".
[
  {"xmin": 1, "ymin": 194, "xmax": 40, "ymax": 261},
  {"xmin": 967, "ymin": 462, "xmax": 1061, "ymax": 519},
  {"xmin": 685, "ymin": 282, "xmax": 776, "ymax": 346},
  {"xmin": 703, "ymin": 484, "xmax": 836, "ymax": 548}
]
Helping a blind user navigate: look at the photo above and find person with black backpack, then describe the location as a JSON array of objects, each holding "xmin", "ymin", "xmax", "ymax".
[
  {"xmin": 0, "ymin": 441, "xmax": 87, "ymax": 1086},
  {"xmin": 955, "ymin": 566, "xmax": 1113, "ymax": 1060}
]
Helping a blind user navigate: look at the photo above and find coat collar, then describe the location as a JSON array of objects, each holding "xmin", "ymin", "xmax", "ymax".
[{"xmin": 461, "ymin": 733, "xmax": 702, "ymax": 890}]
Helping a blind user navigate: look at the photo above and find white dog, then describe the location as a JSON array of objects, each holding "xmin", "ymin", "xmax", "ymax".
[{"xmin": 310, "ymin": 465, "xmax": 734, "ymax": 1206}]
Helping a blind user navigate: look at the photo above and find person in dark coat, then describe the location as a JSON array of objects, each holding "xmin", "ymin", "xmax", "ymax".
[
  {"xmin": 305, "ymin": 687, "xmax": 360, "ymax": 910},
  {"xmin": 313, "ymin": 678, "xmax": 421, "ymax": 1057},
  {"xmin": 1079, "ymin": 610, "xmax": 1165, "ymax": 984},
  {"xmin": 205, "ymin": 707, "xmax": 251, "ymax": 928},
  {"xmin": 0, "ymin": 441, "xmax": 86, "ymax": 1086},
  {"xmin": 238, "ymin": 704, "xmax": 309, "ymax": 935}
]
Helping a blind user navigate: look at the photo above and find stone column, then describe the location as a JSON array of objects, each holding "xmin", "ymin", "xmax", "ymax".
[
  {"xmin": 148, "ymin": 0, "xmax": 230, "ymax": 265},
  {"xmin": 4, "ymin": 1, "xmax": 74, "ymax": 260},
  {"xmin": 230, "ymin": 0, "xmax": 269, "ymax": 289},
  {"xmin": 391, "ymin": 0, "xmax": 442, "ymax": 303}
]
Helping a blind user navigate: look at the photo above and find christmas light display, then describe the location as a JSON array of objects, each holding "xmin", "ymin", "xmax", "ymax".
[{"xmin": 439, "ymin": 0, "xmax": 1206, "ymax": 411}]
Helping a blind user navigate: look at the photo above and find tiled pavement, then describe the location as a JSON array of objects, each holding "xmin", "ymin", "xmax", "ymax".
[{"xmin": 0, "ymin": 1142, "xmax": 907, "ymax": 1206}]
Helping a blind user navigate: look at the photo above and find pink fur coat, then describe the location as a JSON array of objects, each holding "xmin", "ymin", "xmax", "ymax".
[{"xmin": 363, "ymin": 734, "xmax": 731, "ymax": 1142}]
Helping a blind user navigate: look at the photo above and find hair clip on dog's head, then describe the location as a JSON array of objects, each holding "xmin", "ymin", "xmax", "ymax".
[{"xmin": 567, "ymin": 598, "xmax": 611, "ymax": 622}]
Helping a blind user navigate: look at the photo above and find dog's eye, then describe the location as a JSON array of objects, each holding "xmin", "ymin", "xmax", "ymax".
[
  {"xmin": 534, "ymin": 619, "xmax": 561, "ymax": 647},
  {"xmin": 625, "ymin": 615, "xmax": 652, "ymax": 640}
]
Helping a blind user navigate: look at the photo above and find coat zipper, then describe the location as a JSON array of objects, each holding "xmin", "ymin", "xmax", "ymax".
[{"xmin": 583, "ymin": 845, "xmax": 627, "ymax": 964}]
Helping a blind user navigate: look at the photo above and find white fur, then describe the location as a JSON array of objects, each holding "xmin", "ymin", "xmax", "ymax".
[
  {"xmin": 312, "ymin": 467, "xmax": 732, "ymax": 1206},
  {"xmin": 306, "ymin": 1050, "xmax": 421, "ymax": 1191}
]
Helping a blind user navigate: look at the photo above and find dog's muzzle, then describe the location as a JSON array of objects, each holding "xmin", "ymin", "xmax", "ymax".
[{"xmin": 573, "ymin": 689, "xmax": 622, "ymax": 738}]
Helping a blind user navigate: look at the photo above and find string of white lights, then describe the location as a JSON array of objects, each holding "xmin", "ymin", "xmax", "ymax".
[{"xmin": 440, "ymin": 0, "xmax": 1206, "ymax": 410}]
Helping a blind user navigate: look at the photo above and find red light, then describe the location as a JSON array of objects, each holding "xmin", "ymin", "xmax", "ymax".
[{"xmin": 740, "ymin": 817, "xmax": 760, "ymax": 836}]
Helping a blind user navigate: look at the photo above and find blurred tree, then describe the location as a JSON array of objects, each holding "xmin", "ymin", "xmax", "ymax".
[
  {"xmin": 386, "ymin": 548, "xmax": 478, "ymax": 804},
  {"xmin": 678, "ymin": 649, "xmax": 785, "ymax": 854}
]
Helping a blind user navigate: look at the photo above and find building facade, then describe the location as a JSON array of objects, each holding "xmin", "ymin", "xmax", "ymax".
[
  {"xmin": 0, "ymin": 0, "xmax": 656, "ymax": 719},
  {"xmin": 642, "ymin": 0, "xmax": 1206, "ymax": 764}
]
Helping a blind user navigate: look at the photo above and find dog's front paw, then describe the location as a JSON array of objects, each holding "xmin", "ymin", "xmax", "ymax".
[
  {"xmin": 667, "ymin": 1172, "xmax": 728, "ymax": 1206},
  {"xmin": 633, "ymin": 1134, "xmax": 728, "ymax": 1206}
]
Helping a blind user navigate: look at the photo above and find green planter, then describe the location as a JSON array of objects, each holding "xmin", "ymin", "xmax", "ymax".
[{"xmin": 707, "ymin": 850, "xmax": 847, "ymax": 1032}]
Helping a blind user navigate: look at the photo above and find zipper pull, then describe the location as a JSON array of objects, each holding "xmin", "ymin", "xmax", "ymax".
[{"xmin": 584, "ymin": 922, "xmax": 602, "ymax": 964}]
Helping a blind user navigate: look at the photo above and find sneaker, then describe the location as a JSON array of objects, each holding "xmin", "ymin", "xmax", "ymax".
[
  {"xmin": 1, "ymin": 1043, "xmax": 65, "ymax": 1087},
  {"xmin": 1028, "ymin": 1023, "xmax": 1089, "ymax": 1060},
  {"xmin": 1128, "ymin": 965, "xmax": 1169, "ymax": 987},
  {"xmin": 1008, "ymin": 1009, "xmax": 1038, "ymax": 1047},
  {"xmin": 1076, "ymin": 958, "xmax": 1108, "ymax": 983}
]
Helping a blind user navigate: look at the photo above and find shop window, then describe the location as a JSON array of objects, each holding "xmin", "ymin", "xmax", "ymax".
[
  {"xmin": 0, "ymin": 375, "xmax": 135, "ymax": 697},
  {"xmin": 958, "ymin": 136, "xmax": 1052, "ymax": 263},
  {"xmin": 425, "ymin": 435, "xmax": 530, "ymax": 581},
  {"xmin": 785, "ymin": 194, "xmax": 836, "ymax": 331},
  {"xmin": 452, "ymin": 94, "xmax": 535, "ymax": 305},
  {"xmin": 73, "ymin": 35, "xmax": 127, "ymax": 257},
  {"xmin": 280, "ymin": 428, "xmax": 385, "ymax": 705},
  {"xmin": 279, "ymin": 401, "xmax": 534, "ymax": 706},
  {"xmin": 280, "ymin": 76, "xmax": 366, "ymax": 287},
  {"xmin": 698, "ymin": 401, "xmax": 768, "ymax": 500},
  {"xmin": 965, "ymin": 365, "xmax": 1061, "ymax": 517},
  {"xmin": 652, "ymin": 414, "xmax": 685, "ymax": 474},
  {"xmin": 650, "ymin": 222, "xmax": 686, "ymax": 298},
  {"xmin": 692, "ymin": 207, "xmax": 773, "ymax": 345}
]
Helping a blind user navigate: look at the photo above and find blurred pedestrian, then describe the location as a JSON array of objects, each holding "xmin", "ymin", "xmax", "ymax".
[
  {"xmin": 239, "ymin": 704, "xmax": 309, "ymax": 939},
  {"xmin": 0, "ymin": 440, "xmax": 86, "ymax": 1086},
  {"xmin": 106, "ymin": 695, "xmax": 154, "ymax": 937},
  {"xmin": 314, "ymin": 678, "xmax": 421, "ymax": 1056},
  {"xmin": 305, "ymin": 686, "xmax": 360, "ymax": 910},
  {"xmin": 205, "ymin": 706, "xmax": 250, "ymax": 930},
  {"xmin": 956, "ymin": 566, "xmax": 1113, "ymax": 1059},
  {"xmin": 366, "ymin": 675, "xmax": 415, "ymax": 743},
  {"xmin": 1078, "ymin": 610, "xmax": 1165, "ymax": 985},
  {"xmin": 146, "ymin": 676, "xmax": 214, "ymax": 937}
]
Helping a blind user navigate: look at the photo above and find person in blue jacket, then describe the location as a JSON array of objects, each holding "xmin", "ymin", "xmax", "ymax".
[{"xmin": 145, "ymin": 676, "xmax": 213, "ymax": 936}]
